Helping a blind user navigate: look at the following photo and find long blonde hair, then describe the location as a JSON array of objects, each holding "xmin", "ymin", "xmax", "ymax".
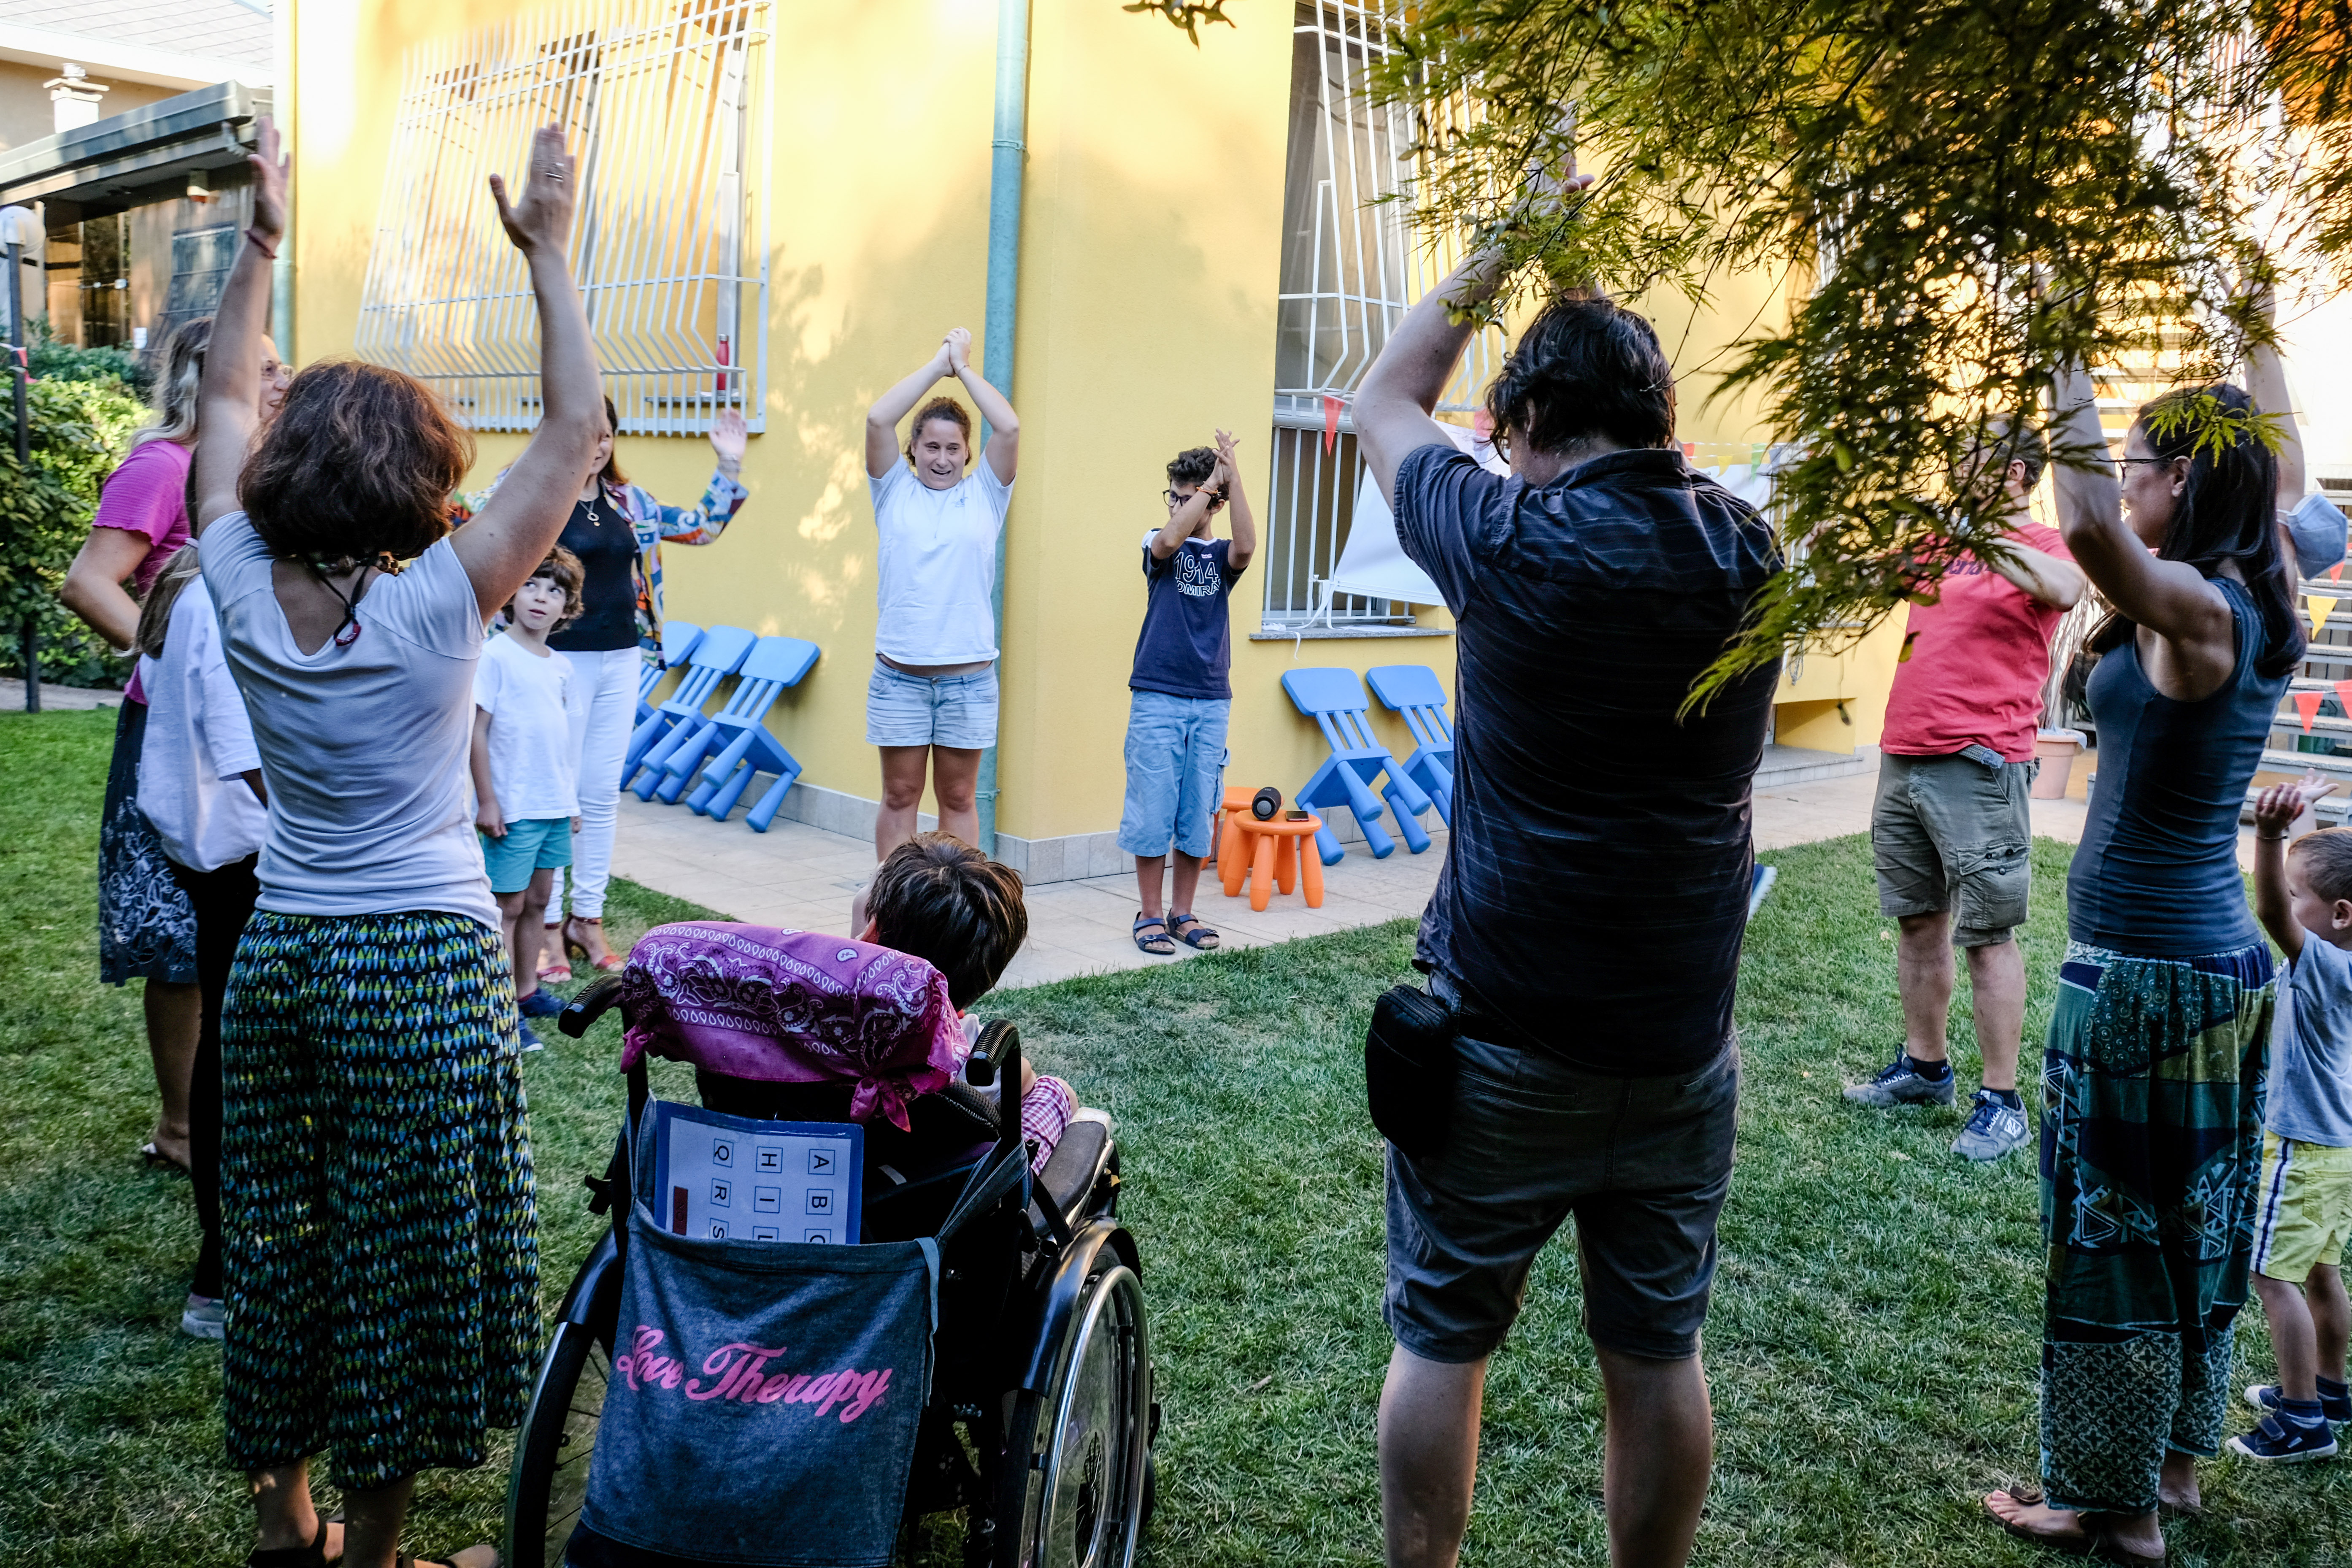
[
  {"xmin": 133, "ymin": 544, "xmax": 203, "ymax": 660},
  {"xmin": 131, "ymin": 317, "xmax": 213, "ymax": 449}
]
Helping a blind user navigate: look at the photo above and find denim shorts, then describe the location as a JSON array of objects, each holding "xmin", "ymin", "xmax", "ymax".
[
  {"xmin": 1384, "ymin": 1026, "xmax": 1740, "ymax": 1363},
  {"xmin": 1871, "ymin": 751, "xmax": 2034, "ymax": 945},
  {"xmin": 865, "ymin": 658, "xmax": 999, "ymax": 749},
  {"xmin": 1116, "ymin": 690, "xmax": 1230, "ymax": 859},
  {"xmin": 479, "ymin": 816, "xmax": 573, "ymax": 894}
]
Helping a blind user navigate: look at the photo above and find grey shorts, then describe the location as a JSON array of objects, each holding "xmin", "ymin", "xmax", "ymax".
[
  {"xmin": 865, "ymin": 657, "xmax": 999, "ymax": 749},
  {"xmin": 1871, "ymin": 751, "xmax": 2034, "ymax": 946},
  {"xmin": 1384, "ymin": 1032, "xmax": 1740, "ymax": 1363}
]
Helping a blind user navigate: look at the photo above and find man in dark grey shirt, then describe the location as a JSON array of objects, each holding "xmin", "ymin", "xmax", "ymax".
[{"xmin": 1353, "ymin": 214, "xmax": 1780, "ymax": 1565}]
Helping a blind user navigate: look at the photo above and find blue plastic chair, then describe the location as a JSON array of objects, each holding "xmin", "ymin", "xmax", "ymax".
[
  {"xmin": 1365, "ymin": 665, "xmax": 1455, "ymax": 827},
  {"xmin": 1280, "ymin": 667, "xmax": 1436, "ymax": 865},
  {"xmin": 623, "ymin": 624, "xmax": 754, "ymax": 789},
  {"xmin": 668, "ymin": 635, "xmax": 823, "ymax": 825},
  {"xmin": 635, "ymin": 621, "xmax": 705, "ymax": 726}
]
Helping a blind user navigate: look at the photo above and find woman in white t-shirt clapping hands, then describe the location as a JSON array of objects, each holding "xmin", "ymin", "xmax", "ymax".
[{"xmin": 862, "ymin": 326, "xmax": 1018, "ymax": 856}]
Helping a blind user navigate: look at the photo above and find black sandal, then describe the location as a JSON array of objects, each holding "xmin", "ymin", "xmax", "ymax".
[
  {"xmin": 1168, "ymin": 913, "xmax": 1220, "ymax": 950},
  {"xmin": 247, "ymin": 1516, "xmax": 334, "ymax": 1568},
  {"xmin": 1132, "ymin": 913, "xmax": 1176, "ymax": 955}
]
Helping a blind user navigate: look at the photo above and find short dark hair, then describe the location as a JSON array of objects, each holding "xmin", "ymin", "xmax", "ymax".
[
  {"xmin": 1483, "ymin": 290, "xmax": 1675, "ymax": 459},
  {"xmin": 241, "ymin": 360, "xmax": 475, "ymax": 565},
  {"xmin": 2294, "ymin": 827, "xmax": 2352, "ymax": 906},
  {"xmin": 868, "ymin": 832, "xmax": 1027, "ymax": 1010},
  {"xmin": 1167, "ymin": 446, "xmax": 1217, "ymax": 488},
  {"xmin": 906, "ymin": 396, "xmax": 973, "ymax": 469},
  {"xmin": 507, "ymin": 545, "xmax": 585, "ymax": 629},
  {"xmin": 1982, "ymin": 416, "xmax": 2049, "ymax": 490}
]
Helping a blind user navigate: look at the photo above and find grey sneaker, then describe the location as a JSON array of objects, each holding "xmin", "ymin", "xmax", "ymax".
[
  {"xmin": 1843, "ymin": 1054, "xmax": 1957, "ymax": 1108},
  {"xmin": 180, "ymin": 1293, "xmax": 224, "ymax": 1340},
  {"xmin": 1952, "ymin": 1089, "xmax": 2030, "ymax": 1161}
]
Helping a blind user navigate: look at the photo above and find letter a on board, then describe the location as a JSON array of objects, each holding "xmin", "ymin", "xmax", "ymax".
[
  {"xmin": 2296, "ymin": 690, "xmax": 2325, "ymax": 733},
  {"xmin": 2311, "ymin": 595, "xmax": 2339, "ymax": 637}
]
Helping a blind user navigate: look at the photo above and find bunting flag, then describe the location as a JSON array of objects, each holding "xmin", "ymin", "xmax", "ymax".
[
  {"xmin": 1323, "ymin": 395, "xmax": 1344, "ymax": 456},
  {"xmin": 2313, "ymin": 595, "xmax": 2340, "ymax": 637},
  {"xmin": 2333, "ymin": 563, "xmax": 2347, "ymax": 584},
  {"xmin": 2298, "ymin": 690, "xmax": 2326, "ymax": 733},
  {"xmin": 2336, "ymin": 680, "xmax": 2352, "ymax": 716}
]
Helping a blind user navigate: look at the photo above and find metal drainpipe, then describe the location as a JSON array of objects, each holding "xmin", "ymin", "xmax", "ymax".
[{"xmin": 974, "ymin": 0, "xmax": 1030, "ymax": 859}]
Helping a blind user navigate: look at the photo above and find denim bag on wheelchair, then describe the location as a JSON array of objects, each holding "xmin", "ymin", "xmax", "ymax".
[{"xmin": 572, "ymin": 1101, "xmax": 940, "ymax": 1566}]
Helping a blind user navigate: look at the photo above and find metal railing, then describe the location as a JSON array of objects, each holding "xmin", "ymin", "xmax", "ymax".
[
  {"xmin": 354, "ymin": 0, "xmax": 771, "ymax": 435},
  {"xmin": 1262, "ymin": 0, "xmax": 1498, "ymax": 628}
]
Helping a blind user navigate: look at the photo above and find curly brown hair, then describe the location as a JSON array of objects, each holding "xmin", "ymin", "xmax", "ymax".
[
  {"xmin": 868, "ymin": 831, "xmax": 1027, "ymax": 1010},
  {"xmin": 240, "ymin": 360, "xmax": 476, "ymax": 565}
]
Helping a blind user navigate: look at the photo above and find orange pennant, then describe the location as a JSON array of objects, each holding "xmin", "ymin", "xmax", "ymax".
[
  {"xmin": 2297, "ymin": 690, "xmax": 2325, "ymax": 732},
  {"xmin": 2333, "ymin": 562, "xmax": 2347, "ymax": 584},
  {"xmin": 1323, "ymin": 395, "xmax": 1344, "ymax": 456},
  {"xmin": 2336, "ymin": 680, "xmax": 2352, "ymax": 716}
]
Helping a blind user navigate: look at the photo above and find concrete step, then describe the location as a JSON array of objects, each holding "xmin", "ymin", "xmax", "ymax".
[{"xmin": 1755, "ymin": 744, "xmax": 1873, "ymax": 790}]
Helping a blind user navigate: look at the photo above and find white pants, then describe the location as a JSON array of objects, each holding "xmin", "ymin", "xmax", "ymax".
[{"xmin": 549, "ymin": 646, "xmax": 641, "ymax": 920}]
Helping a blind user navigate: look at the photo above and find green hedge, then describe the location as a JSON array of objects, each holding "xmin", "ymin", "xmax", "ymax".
[{"xmin": 0, "ymin": 358, "xmax": 154, "ymax": 689}]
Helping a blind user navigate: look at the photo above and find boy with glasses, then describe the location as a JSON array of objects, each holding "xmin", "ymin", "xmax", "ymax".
[{"xmin": 1118, "ymin": 431, "xmax": 1255, "ymax": 955}]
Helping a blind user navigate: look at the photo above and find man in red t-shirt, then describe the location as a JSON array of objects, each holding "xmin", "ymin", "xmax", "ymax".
[{"xmin": 1844, "ymin": 421, "xmax": 2086, "ymax": 1161}]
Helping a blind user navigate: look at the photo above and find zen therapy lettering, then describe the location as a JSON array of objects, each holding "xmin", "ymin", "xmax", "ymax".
[{"xmin": 612, "ymin": 1327, "xmax": 896, "ymax": 1422}]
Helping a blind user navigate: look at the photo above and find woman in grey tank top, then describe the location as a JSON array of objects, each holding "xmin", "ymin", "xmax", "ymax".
[
  {"xmin": 1988, "ymin": 370, "xmax": 2303, "ymax": 1560},
  {"xmin": 187, "ymin": 122, "xmax": 607, "ymax": 1568}
]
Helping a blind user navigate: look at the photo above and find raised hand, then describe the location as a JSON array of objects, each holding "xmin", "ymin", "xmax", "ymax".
[
  {"xmin": 711, "ymin": 406, "xmax": 748, "ymax": 466},
  {"xmin": 1213, "ymin": 427, "xmax": 1240, "ymax": 471},
  {"xmin": 246, "ymin": 116, "xmax": 290, "ymax": 242},
  {"xmin": 943, "ymin": 327, "xmax": 973, "ymax": 375},
  {"xmin": 489, "ymin": 123, "xmax": 578, "ymax": 257},
  {"xmin": 2255, "ymin": 770, "xmax": 2336, "ymax": 835}
]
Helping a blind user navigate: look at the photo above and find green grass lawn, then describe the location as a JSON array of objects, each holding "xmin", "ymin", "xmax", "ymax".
[{"xmin": 6, "ymin": 706, "xmax": 2352, "ymax": 1565}]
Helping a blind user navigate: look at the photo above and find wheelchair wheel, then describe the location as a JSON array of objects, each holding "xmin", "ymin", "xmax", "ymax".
[
  {"xmin": 505, "ymin": 1319, "xmax": 613, "ymax": 1568},
  {"xmin": 998, "ymin": 1263, "xmax": 1151, "ymax": 1568}
]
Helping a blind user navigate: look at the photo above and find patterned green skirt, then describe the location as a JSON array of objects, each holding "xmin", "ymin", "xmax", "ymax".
[
  {"xmin": 219, "ymin": 910, "xmax": 538, "ymax": 1491},
  {"xmin": 2038, "ymin": 939, "xmax": 2273, "ymax": 1514}
]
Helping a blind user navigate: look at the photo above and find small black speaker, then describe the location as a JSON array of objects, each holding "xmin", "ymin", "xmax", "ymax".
[{"xmin": 1252, "ymin": 786, "xmax": 1283, "ymax": 820}]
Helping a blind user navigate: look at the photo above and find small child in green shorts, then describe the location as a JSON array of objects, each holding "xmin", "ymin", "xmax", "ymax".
[
  {"xmin": 2236, "ymin": 776, "xmax": 2352, "ymax": 1461},
  {"xmin": 470, "ymin": 547, "xmax": 585, "ymax": 1051}
]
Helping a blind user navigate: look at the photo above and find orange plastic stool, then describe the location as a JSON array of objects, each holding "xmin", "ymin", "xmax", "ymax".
[
  {"xmin": 1222, "ymin": 810, "xmax": 1326, "ymax": 912},
  {"xmin": 1215, "ymin": 786, "xmax": 1254, "ymax": 870}
]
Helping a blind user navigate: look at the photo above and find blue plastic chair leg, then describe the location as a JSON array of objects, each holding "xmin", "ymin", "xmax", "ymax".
[
  {"xmin": 706, "ymin": 759, "xmax": 763, "ymax": 821},
  {"xmin": 685, "ymin": 765, "xmax": 732, "ymax": 816},
  {"xmin": 1314, "ymin": 822, "xmax": 1344, "ymax": 865},
  {"xmin": 747, "ymin": 765, "xmax": 801, "ymax": 832},
  {"xmin": 1382, "ymin": 782, "xmax": 1433, "ymax": 853}
]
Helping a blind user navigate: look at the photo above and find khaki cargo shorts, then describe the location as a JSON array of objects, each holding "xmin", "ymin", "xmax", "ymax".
[{"xmin": 1871, "ymin": 751, "xmax": 2035, "ymax": 946}]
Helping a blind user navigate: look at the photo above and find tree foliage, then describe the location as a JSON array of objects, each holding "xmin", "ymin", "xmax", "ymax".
[
  {"xmin": 0, "ymin": 369, "xmax": 151, "ymax": 687},
  {"xmin": 1140, "ymin": 0, "xmax": 2352, "ymax": 699}
]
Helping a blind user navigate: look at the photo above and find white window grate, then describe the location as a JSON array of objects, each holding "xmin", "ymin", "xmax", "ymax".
[
  {"xmin": 1263, "ymin": 0, "xmax": 1500, "ymax": 628},
  {"xmin": 354, "ymin": 0, "xmax": 771, "ymax": 435}
]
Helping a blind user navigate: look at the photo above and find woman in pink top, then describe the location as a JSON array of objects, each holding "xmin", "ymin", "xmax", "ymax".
[{"xmin": 56, "ymin": 318, "xmax": 288, "ymax": 1173}]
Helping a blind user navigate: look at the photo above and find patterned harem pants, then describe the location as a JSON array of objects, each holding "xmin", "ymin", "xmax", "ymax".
[
  {"xmin": 220, "ymin": 910, "xmax": 539, "ymax": 1490},
  {"xmin": 2038, "ymin": 940, "xmax": 2273, "ymax": 1514}
]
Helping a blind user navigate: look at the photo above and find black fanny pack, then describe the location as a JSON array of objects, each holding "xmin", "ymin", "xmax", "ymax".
[{"xmin": 1364, "ymin": 984, "xmax": 1460, "ymax": 1160}]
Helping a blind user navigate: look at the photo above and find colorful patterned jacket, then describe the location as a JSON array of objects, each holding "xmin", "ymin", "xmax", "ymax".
[{"xmin": 454, "ymin": 465, "xmax": 749, "ymax": 657}]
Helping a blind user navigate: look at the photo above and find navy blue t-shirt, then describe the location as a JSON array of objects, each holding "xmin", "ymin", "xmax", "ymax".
[
  {"xmin": 1130, "ymin": 533, "xmax": 1244, "ymax": 700},
  {"xmin": 1393, "ymin": 443, "xmax": 1782, "ymax": 1074}
]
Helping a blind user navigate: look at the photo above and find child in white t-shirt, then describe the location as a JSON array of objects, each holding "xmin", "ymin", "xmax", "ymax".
[{"xmin": 470, "ymin": 547, "xmax": 584, "ymax": 1049}]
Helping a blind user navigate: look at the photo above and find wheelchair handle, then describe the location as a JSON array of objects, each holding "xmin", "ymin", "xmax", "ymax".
[
  {"xmin": 559, "ymin": 974, "xmax": 627, "ymax": 1039},
  {"xmin": 966, "ymin": 1018, "xmax": 1027, "ymax": 1168}
]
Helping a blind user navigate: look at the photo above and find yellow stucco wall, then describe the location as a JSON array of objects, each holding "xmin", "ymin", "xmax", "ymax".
[{"xmin": 286, "ymin": 0, "xmax": 1889, "ymax": 854}]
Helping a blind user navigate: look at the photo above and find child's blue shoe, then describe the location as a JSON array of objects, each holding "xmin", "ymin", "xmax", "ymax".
[
  {"xmin": 517, "ymin": 1021, "xmax": 545, "ymax": 1054},
  {"xmin": 519, "ymin": 987, "xmax": 567, "ymax": 1018},
  {"xmin": 2228, "ymin": 1412, "xmax": 2338, "ymax": 1462},
  {"xmin": 2247, "ymin": 1381, "xmax": 2352, "ymax": 1425}
]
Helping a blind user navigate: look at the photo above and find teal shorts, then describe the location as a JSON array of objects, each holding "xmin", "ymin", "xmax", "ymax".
[{"xmin": 479, "ymin": 816, "xmax": 573, "ymax": 894}]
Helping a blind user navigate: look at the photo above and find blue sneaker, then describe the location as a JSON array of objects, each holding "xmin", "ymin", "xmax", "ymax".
[
  {"xmin": 516, "ymin": 1021, "xmax": 545, "ymax": 1054},
  {"xmin": 1843, "ymin": 1053, "xmax": 1957, "ymax": 1108},
  {"xmin": 1952, "ymin": 1089, "xmax": 2030, "ymax": 1161},
  {"xmin": 2228, "ymin": 1413, "xmax": 2338, "ymax": 1462},
  {"xmin": 518, "ymin": 987, "xmax": 567, "ymax": 1018},
  {"xmin": 2247, "ymin": 1382, "xmax": 2352, "ymax": 1425}
]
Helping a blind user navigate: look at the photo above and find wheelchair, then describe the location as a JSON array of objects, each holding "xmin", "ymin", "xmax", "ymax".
[{"xmin": 503, "ymin": 938, "xmax": 1158, "ymax": 1568}]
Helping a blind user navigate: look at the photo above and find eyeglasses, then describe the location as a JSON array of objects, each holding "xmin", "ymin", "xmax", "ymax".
[
  {"xmin": 2111, "ymin": 456, "xmax": 2174, "ymax": 478},
  {"xmin": 1163, "ymin": 488, "xmax": 1225, "ymax": 510}
]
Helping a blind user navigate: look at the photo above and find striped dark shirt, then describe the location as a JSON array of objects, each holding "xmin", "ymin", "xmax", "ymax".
[{"xmin": 1393, "ymin": 444, "xmax": 1782, "ymax": 1074}]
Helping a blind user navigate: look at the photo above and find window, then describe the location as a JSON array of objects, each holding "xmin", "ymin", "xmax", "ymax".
[
  {"xmin": 355, "ymin": 0, "xmax": 771, "ymax": 435},
  {"xmin": 158, "ymin": 224, "xmax": 239, "ymax": 351},
  {"xmin": 1263, "ymin": 0, "xmax": 1498, "ymax": 628}
]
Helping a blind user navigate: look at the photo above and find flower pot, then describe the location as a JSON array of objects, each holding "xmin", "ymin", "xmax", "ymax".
[{"xmin": 2032, "ymin": 728, "xmax": 2086, "ymax": 799}]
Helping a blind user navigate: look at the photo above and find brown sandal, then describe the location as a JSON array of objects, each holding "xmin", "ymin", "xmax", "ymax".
[{"xmin": 563, "ymin": 914, "xmax": 624, "ymax": 973}]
